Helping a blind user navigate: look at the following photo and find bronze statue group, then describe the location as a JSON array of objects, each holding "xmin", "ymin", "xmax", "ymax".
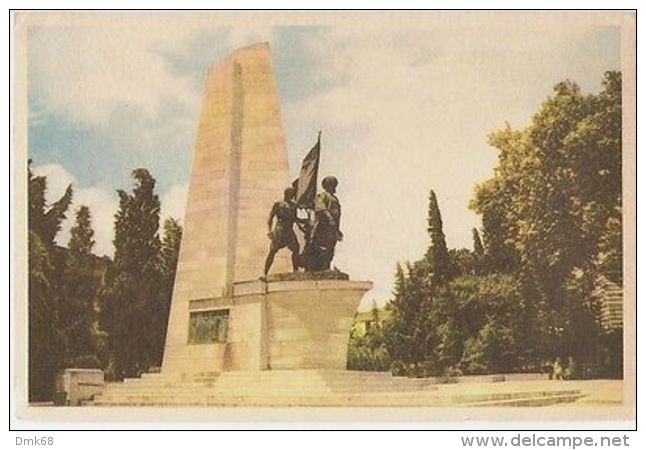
[{"xmin": 263, "ymin": 175, "xmax": 343, "ymax": 277}]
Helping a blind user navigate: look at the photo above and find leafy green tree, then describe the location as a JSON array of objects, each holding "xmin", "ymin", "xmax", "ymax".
[
  {"xmin": 470, "ymin": 72, "xmax": 622, "ymax": 370},
  {"xmin": 472, "ymin": 228, "xmax": 484, "ymax": 258},
  {"xmin": 68, "ymin": 206, "xmax": 95, "ymax": 257},
  {"xmin": 101, "ymin": 169, "xmax": 163, "ymax": 378},
  {"xmin": 28, "ymin": 161, "xmax": 73, "ymax": 247},
  {"xmin": 424, "ymin": 190, "xmax": 451, "ymax": 283},
  {"xmin": 386, "ymin": 263, "xmax": 425, "ymax": 367},
  {"xmin": 60, "ymin": 206, "xmax": 100, "ymax": 366},
  {"xmin": 347, "ymin": 302, "xmax": 392, "ymax": 372},
  {"xmin": 346, "ymin": 328, "xmax": 373, "ymax": 371},
  {"xmin": 472, "ymin": 228, "xmax": 485, "ymax": 275},
  {"xmin": 28, "ymin": 231, "xmax": 61, "ymax": 401},
  {"xmin": 389, "ymin": 191, "xmax": 470, "ymax": 376},
  {"xmin": 27, "ymin": 161, "xmax": 73, "ymax": 400},
  {"xmin": 448, "ymin": 248, "xmax": 477, "ymax": 278},
  {"xmin": 461, "ymin": 323, "xmax": 499, "ymax": 375},
  {"xmin": 161, "ymin": 218, "xmax": 182, "ymax": 275},
  {"xmin": 450, "ymin": 274, "xmax": 527, "ymax": 373},
  {"xmin": 151, "ymin": 217, "xmax": 183, "ymax": 365},
  {"xmin": 597, "ymin": 212, "xmax": 622, "ymax": 284},
  {"xmin": 383, "ymin": 72, "xmax": 621, "ymax": 379}
]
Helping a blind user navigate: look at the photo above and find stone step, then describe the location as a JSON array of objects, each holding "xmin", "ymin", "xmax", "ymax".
[
  {"xmin": 108, "ymin": 377, "xmax": 220, "ymax": 387},
  {"xmin": 103, "ymin": 384, "xmax": 333, "ymax": 394},
  {"xmin": 106, "ymin": 379, "xmax": 220, "ymax": 388},
  {"xmin": 106, "ymin": 384, "xmax": 221, "ymax": 394},
  {"xmin": 466, "ymin": 393, "xmax": 586, "ymax": 407},
  {"xmin": 106, "ymin": 374, "xmax": 439, "ymax": 394},
  {"xmin": 90, "ymin": 389, "xmax": 584, "ymax": 407},
  {"xmin": 139, "ymin": 371, "xmax": 220, "ymax": 380},
  {"xmin": 99, "ymin": 383, "xmax": 436, "ymax": 398},
  {"xmin": 88, "ymin": 370, "xmax": 586, "ymax": 408},
  {"xmin": 449, "ymin": 389, "xmax": 582, "ymax": 405},
  {"xmin": 102, "ymin": 375, "xmax": 545, "ymax": 401},
  {"xmin": 215, "ymin": 371, "xmax": 436, "ymax": 384},
  {"xmin": 215, "ymin": 370, "xmax": 396, "ymax": 379},
  {"xmin": 121, "ymin": 376, "xmax": 220, "ymax": 383},
  {"xmin": 214, "ymin": 376, "xmax": 434, "ymax": 386},
  {"xmin": 91, "ymin": 392, "xmax": 445, "ymax": 407},
  {"xmin": 202, "ymin": 382, "xmax": 436, "ymax": 394},
  {"xmin": 104, "ymin": 385, "xmax": 434, "ymax": 396},
  {"xmin": 97, "ymin": 387, "xmax": 580, "ymax": 401}
]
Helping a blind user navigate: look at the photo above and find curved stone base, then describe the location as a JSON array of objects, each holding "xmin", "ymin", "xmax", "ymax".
[
  {"xmin": 162, "ymin": 278, "xmax": 372, "ymax": 374},
  {"xmin": 262, "ymin": 279, "xmax": 372, "ymax": 369}
]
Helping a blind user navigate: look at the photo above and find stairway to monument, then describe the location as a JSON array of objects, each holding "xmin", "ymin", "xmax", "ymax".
[{"xmin": 88, "ymin": 370, "xmax": 585, "ymax": 407}]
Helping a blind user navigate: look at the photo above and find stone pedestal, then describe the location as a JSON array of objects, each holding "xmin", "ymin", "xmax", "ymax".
[
  {"xmin": 55, "ymin": 369, "xmax": 104, "ymax": 406},
  {"xmin": 162, "ymin": 278, "xmax": 372, "ymax": 374},
  {"xmin": 262, "ymin": 279, "xmax": 373, "ymax": 370}
]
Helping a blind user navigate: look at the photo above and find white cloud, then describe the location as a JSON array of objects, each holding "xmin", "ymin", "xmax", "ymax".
[
  {"xmin": 32, "ymin": 164, "xmax": 190, "ymax": 257},
  {"xmin": 28, "ymin": 18, "xmax": 275, "ymax": 129},
  {"xmin": 161, "ymin": 183, "xmax": 188, "ymax": 226},
  {"xmin": 72, "ymin": 188, "xmax": 118, "ymax": 256},
  {"xmin": 29, "ymin": 23, "xmax": 200, "ymax": 126},
  {"xmin": 32, "ymin": 164, "xmax": 117, "ymax": 256},
  {"xmin": 31, "ymin": 163, "xmax": 74, "ymax": 202}
]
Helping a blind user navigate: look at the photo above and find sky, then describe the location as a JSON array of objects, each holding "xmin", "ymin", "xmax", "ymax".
[{"xmin": 24, "ymin": 12, "xmax": 622, "ymax": 308}]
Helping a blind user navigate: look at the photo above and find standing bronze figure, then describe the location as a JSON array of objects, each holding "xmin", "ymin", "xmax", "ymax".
[
  {"xmin": 263, "ymin": 187, "xmax": 301, "ymax": 277},
  {"xmin": 306, "ymin": 176, "xmax": 343, "ymax": 271}
]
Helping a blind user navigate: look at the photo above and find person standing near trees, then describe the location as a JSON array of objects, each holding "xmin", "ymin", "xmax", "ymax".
[{"xmin": 552, "ymin": 357, "xmax": 565, "ymax": 380}]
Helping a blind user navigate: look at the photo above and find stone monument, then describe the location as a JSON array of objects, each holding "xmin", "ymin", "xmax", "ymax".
[
  {"xmin": 161, "ymin": 43, "xmax": 372, "ymax": 375},
  {"xmin": 88, "ymin": 44, "xmax": 586, "ymax": 408}
]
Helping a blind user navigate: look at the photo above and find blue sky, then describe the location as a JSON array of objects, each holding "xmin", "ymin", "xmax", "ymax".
[{"xmin": 26, "ymin": 12, "xmax": 623, "ymax": 306}]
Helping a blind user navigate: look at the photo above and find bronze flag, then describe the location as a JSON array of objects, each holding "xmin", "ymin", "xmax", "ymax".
[{"xmin": 294, "ymin": 132, "xmax": 321, "ymax": 208}]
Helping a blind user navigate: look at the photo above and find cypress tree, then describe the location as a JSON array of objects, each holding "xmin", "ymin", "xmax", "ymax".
[
  {"xmin": 101, "ymin": 169, "xmax": 162, "ymax": 378},
  {"xmin": 153, "ymin": 218, "xmax": 183, "ymax": 365},
  {"xmin": 27, "ymin": 160, "xmax": 73, "ymax": 400},
  {"xmin": 387, "ymin": 263, "xmax": 414, "ymax": 366},
  {"xmin": 61, "ymin": 206, "xmax": 99, "ymax": 366},
  {"xmin": 425, "ymin": 190, "xmax": 451, "ymax": 283},
  {"xmin": 387, "ymin": 262, "xmax": 434, "ymax": 372},
  {"xmin": 68, "ymin": 206, "xmax": 95, "ymax": 258},
  {"xmin": 472, "ymin": 228, "xmax": 484, "ymax": 258}
]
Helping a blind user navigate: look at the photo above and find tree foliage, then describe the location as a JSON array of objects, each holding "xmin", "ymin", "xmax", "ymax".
[
  {"xmin": 28, "ymin": 161, "xmax": 73, "ymax": 247},
  {"xmin": 386, "ymin": 191, "xmax": 454, "ymax": 376},
  {"xmin": 59, "ymin": 206, "xmax": 102, "ymax": 367},
  {"xmin": 28, "ymin": 161, "xmax": 185, "ymax": 397},
  {"xmin": 424, "ymin": 190, "xmax": 451, "ymax": 283},
  {"xmin": 155, "ymin": 217, "xmax": 183, "ymax": 364},
  {"xmin": 471, "ymin": 71, "xmax": 622, "ymax": 367},
  {"xmin": 101, "ymin": 169, "xmax": 164, "ymax": 379},
  {"xmin": 347, "ymin": 302, "xmax": 391, "ymax": 372},
  {"xmin": 27, "ymin": 161, "xmax": 73, "ymax": 401},
  {"xmin": 382, "ymin": 72, "xmax": 623, "ymax": 378}
]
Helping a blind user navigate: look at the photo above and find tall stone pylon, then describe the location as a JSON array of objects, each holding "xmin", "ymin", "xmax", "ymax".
[{"xmin": 162, "ymin": 43, "xmax": 291, "ymax": 373}]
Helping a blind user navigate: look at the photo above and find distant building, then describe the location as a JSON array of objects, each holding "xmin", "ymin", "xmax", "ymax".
[
  {"xmin": 593, "ymin": 276, "xmax": 623, "ymax": 331},
  {"xmin": 352, "ymin": 307, "xmax": 392, "ymax": 336}
]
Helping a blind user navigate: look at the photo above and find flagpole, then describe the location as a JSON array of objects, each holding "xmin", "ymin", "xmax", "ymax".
[{"xmin": 310, "ymin": 130, "xmax": 321, "ymax": 232}]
